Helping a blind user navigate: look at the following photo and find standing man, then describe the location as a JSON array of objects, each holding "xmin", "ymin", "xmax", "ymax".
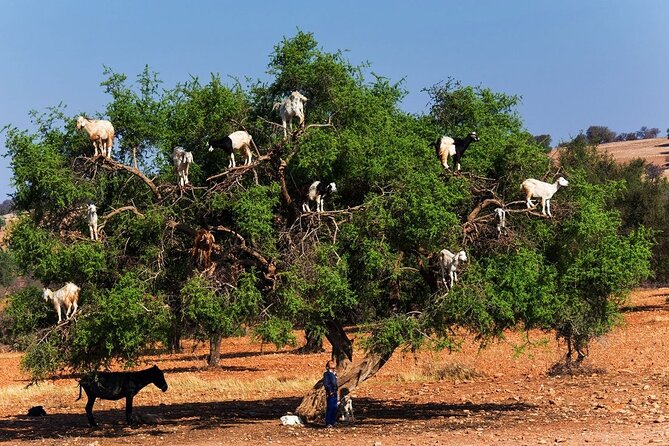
[{"xmin": 323, "ymin": 360, "xmax": 338, "ymax": 427}]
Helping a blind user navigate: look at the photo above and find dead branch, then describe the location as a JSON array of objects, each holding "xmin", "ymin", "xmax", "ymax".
[
  {"xmin": 206, "ymin": 155, "xmax": 271, "ymax": 182},
  {"xmin": 467, "ymin": 198, "xmax": 503, "ymax": 222},
  {"xmin": 83, "ymin": 155, "xmax": 162, "ymax": 200},
  {"xmin": 97, "ymin": 205, "xmax": 144, "ymax": 233}
]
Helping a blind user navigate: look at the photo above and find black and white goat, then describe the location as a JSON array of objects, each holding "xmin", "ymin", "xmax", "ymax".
[
  {"xmin": 433, "ymin": 131, "xmax": 480, "ymax": 171},
  {"xmin": 494, "ymin": 207, "xmax": 507, "ymax": 237},
  {"xmin": 302, "ymin": 181, "xmax": 337, "ymax": 213},
  {"xmin": 208, "ymin": 130, "xmax": 254, "ymax": 168},
  {"xmin": 438, "ymin": 249, "xmax": 468, "ymax": 291}
]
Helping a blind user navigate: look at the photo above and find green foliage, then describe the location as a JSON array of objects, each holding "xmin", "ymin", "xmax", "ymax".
[
  {"xmin": 8, "ymin": 217, "xmax": 107, "ymax": 285},
  {"xmin": 68, "ymin": 274, "xmax": 170, "ymax": 371},
  {"xmin": 182, "ymin": 275, "xmax": 237, "ymax": 340},
  {"xmin": 4, "ymin": 286, "xmax": 51, "ymax": 346},
  {"xmin": 253, "ymin": 316, "xmax": 296, "ymax": 350},
  {"xmin": 0, "ymin": 250, "xmax": 17, "ymax": 287}
]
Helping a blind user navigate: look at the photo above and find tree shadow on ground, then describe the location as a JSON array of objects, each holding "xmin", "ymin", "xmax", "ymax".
[{"xmin": 0, "ymin": 396, "xmax": 534, "ymax": 442}]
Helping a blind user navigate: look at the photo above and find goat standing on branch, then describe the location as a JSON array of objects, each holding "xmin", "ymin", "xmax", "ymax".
[
  {"xmin": 520, "ymin": 177, "xmax": 569, "ymax": 217},
  {"xmin": 273, "ymin": 91, "xmax": 308, "ymax": 138},
  {"xmin": 76, "ymin": 116, "xmax": 115, "ymax": 158},
  {"xmin": 494, "ymin": 207, "xmax": 507, "ymax": 237},
  {"xmin": 439, "ymin": 249, "xmax": 467, "ymax": 291},
  {"xmin": 43, "ymin": 282, "xmax": 80, "ymax": 323},
  {"xmin": 302, "ymin": 181, "xmax": 337, "ymax": 213},
  {"xmin": 433, "ymin": 131, "xmax": 479, "ymax": 171},
  {"xmin": 87, "ymin": 204, "xmax": 98, "ymax": 241},
  {"xmin": 208, "ymin": 130, "xmax": 255, "ymax": 168},
  {"xmin": 172, "ymin": 146, "xmax": 194, "ymax": 187},
  {"xmin": 193, "ymin": 228, "xmax": 215, "ymax": 269}
]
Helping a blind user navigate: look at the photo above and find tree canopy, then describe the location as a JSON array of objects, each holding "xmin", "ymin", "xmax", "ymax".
[{"xmin": 2, "ymin": 32, "xmax": 654, "ymax": 416}]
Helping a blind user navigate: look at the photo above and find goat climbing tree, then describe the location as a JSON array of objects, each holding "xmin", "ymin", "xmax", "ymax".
[{"xmin": 3, "ymin": 29, "xmax": 653, "ymax": 422}]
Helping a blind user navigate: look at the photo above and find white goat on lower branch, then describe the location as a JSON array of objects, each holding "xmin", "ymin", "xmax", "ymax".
[
  {"xmin": 520, "ymin": 177, "xmax": 569, "ymax": 217},
  {"xmin": 43, "ymin": 283, "xmax": 80, "ymax": 323},
  {"xmin": 439, "ymin": 249, "xmax": 468, "ymax": 291}
]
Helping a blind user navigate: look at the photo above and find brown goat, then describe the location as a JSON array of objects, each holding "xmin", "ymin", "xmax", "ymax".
[{"xmin": 193, "ymin": 229, "xmax": 215, "ymax": 269}]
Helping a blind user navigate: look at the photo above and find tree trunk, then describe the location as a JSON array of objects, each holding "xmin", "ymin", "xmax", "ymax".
[
  {"xmin": 298, "ymin": 327, "xmax": 325, "ymax": 353},
  {"xmin": 295, "ymin": 348, "xmax": 394, "ymax": 420},
  {"xmin": 208, "ymin": 334, "xmax": 222, "ymax": 366},
  {"xmin": 325, "ymin": 319, "xmax": 353, "ymax": 364}
]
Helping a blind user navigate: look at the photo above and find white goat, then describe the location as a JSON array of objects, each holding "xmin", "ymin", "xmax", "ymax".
[
  {"xmin": 520, "ymin": 177, "xmax": 569, "ymax": 217},
  {"xmin": 208, "ymin": 131, "xmax": 254, "ymax": 168},
  {"xmin": 439, "ymin": 249, "xmax": 468, "ymax": 290},
  {"xmin": 76, "ymin": 116, "xmax": 115, "ymax": 158},
  {"xmin": 87, "ymin": 204, "xmax": 98, "ymax": 241},
  {"xmin": 280, "ymin": 414, "xmax": 304, "ymax": 426},
  {"xmin": 302, "ymin": 181, "xmax": 337, "ymax": 213},
  {"xmin": 494, "ymin": 207, "xmax": 507, "ymax": 237},
  {"xmin": 172, "ymin": 146, "xmax": 194, "ymax": 186},
  {"xmin": 43, "ymin": 282, "xmax": 80, "ymax": 323},
  {"xmin": 273, "ymin": 91, "xmax": 308, "ymax": 138}
]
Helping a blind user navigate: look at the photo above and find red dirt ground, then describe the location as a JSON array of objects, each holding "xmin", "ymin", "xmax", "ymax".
[{"xmin": 2, "ymin": 289, "xmax": 669, "ymax": 445}]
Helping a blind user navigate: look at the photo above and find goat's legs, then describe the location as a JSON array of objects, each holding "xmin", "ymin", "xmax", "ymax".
[
  {"xmin": 125, "ymin": 395, "xmax": 134, "ymax": 425},
  {"xmin": 85, "ymin": 396, "xmax": 97, "ymax": 427},
  {"xmin": 546, "ymin": 199, "xmax": 552, "ymax": 217}
]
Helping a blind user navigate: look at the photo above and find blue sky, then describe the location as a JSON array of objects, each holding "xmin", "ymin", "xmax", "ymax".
[{"xmin": 1, "ymin": 0, "xmax": 668, "ymax": 200}]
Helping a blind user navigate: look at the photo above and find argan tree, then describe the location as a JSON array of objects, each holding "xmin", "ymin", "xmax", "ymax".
[{"xmin": 3, "ymin": 31, "xmax": 652, "ymax": 418}]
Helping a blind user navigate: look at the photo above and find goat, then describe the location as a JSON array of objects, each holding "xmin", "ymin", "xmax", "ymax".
[
  {"xmin": 87, "ymin": 204, "xmax": 98, "ymax": 241},
  {"xmin": 77, "ymin": 365, "xmax": 168, "ymax": 427},
  {"xmin": 27, "ymin": 406, "xmax": 47, "ymax": 417},
  {"xmin": 520, "ymin": 177, "xmax": 569, "ymax": 217},
  {"xmin": 208, "ymin": 130, "xmax": 254, "ymax": 168},
  {"xmin": 43, "ymin": 282, "xmax": 80, "ymax": 323},
  {"xmin": 433, "ymin": 131, "xmax": 480, "ymax": 171},
  {"xmin": 193, "ymin": 228, "xmax": 215, "ymax": 269},
  {"xmin": 438, "ymin": 249, "xmax": 468, "ymax": 290},
  {"xmin": 172, "ymin": 146, "xmax": 194, "ymax": 187},
  {"xmin": 302, "ymin": 181, "xmax": 337, "ymax": 213},
  {"xmin": 273, "ymin": 91, "xmax": 308, "ymax": 138},
  {"xmin": 76, "ymin": 116, "xmax": 115, "ymax": 158},
  {"xmin": 494, "ymin": 207, "xmax": 507, "ymax": 237},
  {"xmin": 280, "ymin": 414, "xmax": 304, "ymax": 426},
  {"xmin": 338, "ymin": 389, "xmax": 354, "ymax": 422}
]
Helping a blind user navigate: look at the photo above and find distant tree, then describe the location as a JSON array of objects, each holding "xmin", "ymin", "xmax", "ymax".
[
  {"xmin": 643, "ymin": 127, "xmax": 660, "ymax": 139},
  {"xmin": 620, "ymin": 132, "xmax": 638, "ymax": 141},
  {"xmin": 533, "ymin": 134, "xmax": 552, "ymax": 150},
  {"xmin": 586, "ymin": 126, "xmax": 616, "ymax": 144},
  {"xmin": 0, "ymin": 199, "xmax": 14, "ymax": 214}
]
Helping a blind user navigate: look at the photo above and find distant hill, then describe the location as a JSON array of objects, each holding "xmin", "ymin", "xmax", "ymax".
[
  {"xmin": 551, "ymin": 138, "xmax": 669, "ymax": 178},
  {"xmin": 598, "ymin": 138, "xmax": 669, "ymax": 177},
  {"xmin": 0, "ymin": 213, "xmax": 16, "ymax": 249}
]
